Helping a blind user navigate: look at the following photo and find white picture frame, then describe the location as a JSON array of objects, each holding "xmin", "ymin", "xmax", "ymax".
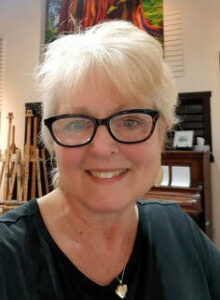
[{"xmin": 173, "ymin": 130, "xmax": 194, "ymax": 148}]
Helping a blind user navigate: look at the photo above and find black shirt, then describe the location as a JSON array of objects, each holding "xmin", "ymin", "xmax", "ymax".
[{"xmin": 0, "ymin": 199, "xmax": 220, "ymax": 300}]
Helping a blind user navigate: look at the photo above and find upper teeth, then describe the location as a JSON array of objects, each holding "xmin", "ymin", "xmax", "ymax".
[{"xmin": 89, "ymin": 170, "xmax": 126, "ymax": 179}]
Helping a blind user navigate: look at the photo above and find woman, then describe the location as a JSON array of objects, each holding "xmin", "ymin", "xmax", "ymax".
[{"xmin": 0, "ymin": 20, "xmax": 220, "ymax": 299}]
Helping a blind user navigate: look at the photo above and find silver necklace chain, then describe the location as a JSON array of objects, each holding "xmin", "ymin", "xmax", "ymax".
[
  {"xmin": 116, "ymin": 264, "xmax": 126, "ymax": 284},
  {"xmin": 115, "ymin": 264, "xmax": 128, "ymax": 299}
]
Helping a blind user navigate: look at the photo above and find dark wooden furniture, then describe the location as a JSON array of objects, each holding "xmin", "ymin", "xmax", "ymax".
[
  {"xmin": 166, "ymin": 91, "xmax": 214, "ymax": 162},
  {"xmin": 143, "ymin": 151, "xmax": 213, "ymax": 239},
  {"xmin": 177, "ymin": 91, "xmax": 212, "ymax": 151}
]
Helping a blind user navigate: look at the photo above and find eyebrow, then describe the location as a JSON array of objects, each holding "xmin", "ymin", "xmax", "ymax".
[
  {"xmin": 68, "ymin": 104, "xmax": 143, "ymax": 115},
  {"xmin": 68, "ymin": 107, "xmax": 91, "ymax": 114}
]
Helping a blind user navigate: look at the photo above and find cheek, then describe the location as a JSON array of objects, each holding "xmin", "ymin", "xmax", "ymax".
[
  {"xmin": 122, "ymin": 131, "xmax": 163, "ymax": 190},
  {"xmin": 55, "ymin": 146, "xmax": 85, "ymax": 171},
  {"xmin": 124, "ymin": 133, "xmax": 162, "ymax": 166}
]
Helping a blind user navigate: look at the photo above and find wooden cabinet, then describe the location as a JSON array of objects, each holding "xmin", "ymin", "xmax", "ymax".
[{"xmin": 143, "ymin": 151, "xmax": 213, "ymax": 239}]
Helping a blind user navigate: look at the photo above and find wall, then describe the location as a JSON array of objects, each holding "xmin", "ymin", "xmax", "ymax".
[
  {"xmin": 0, "ymin": 0, "xmax": 45, "ymax": 150},
  {"xmin": 164, "ymin": 0, "xmax": 220, "ymax": 248}
]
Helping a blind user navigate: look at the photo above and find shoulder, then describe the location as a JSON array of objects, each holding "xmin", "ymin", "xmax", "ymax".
[
  {"xmin": 137, "ymin": 199, "xmax": 185, "ymax": 223},
  {"xmin": 137, "ymin": 200, "xmax": 220, "ymax": 297},
  {"xmin": 137, "ymin": 199, "xmax": 181, "ymax": 211},
  {"xmin": 0, "ymin": 199, "xmax": 39, "ymax": 244},
  {"xmin": 136, "ymin": 200, "xmax": 192, "ymax": 245},
  {"xmin": 137, "ymin": 199, "xmax": 220, "ymax": 273},
  {"xmin": 0, "ymin": 199, "xmax": 42, "ymax": 271},
  {"xmin": 136, "ymin": 199, "xmax": 210, "ymax": 255},
  {"xmin": 137, "ymin": 199, "xmax": 202, "ymax": 238},
  {"xmin": 0, "ymin": 199, "xmax": 38, "ymax": 223}
]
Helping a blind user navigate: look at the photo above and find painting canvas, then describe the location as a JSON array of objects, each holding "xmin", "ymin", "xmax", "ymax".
[{"xmin": 45, "ymin": 0, "xmax": 163, "ymax": 43}]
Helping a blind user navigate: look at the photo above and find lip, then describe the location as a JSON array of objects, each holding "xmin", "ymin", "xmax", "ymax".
[{"xmin": 85, "ymin": 168, "xmax": 129, "ymax": 182}]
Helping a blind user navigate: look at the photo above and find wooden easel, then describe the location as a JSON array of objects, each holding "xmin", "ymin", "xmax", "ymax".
[
  {"xmin": 0, "ymin": 110, "xmax": 50, "ymax": 203},
  {"xmin": 2, "ymin": 113, "xmax": 14, "ymax": 200},
  {"xmin": 23, "ymin": 110, "xmax": 33, "ymax": 200}
]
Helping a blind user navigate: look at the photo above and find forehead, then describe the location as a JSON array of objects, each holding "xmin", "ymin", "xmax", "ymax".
[{"xmin": 56, "ymin": 71, "xmax": 152, "ymax": 115}]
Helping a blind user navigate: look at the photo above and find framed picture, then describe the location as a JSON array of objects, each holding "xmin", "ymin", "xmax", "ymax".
[
  {"xmin": 173, "ymin": 130, "xmax": 194, "ymax": 149},
  {"xmin": 45, "ymin": 0, "xmax": 163, "ymax": 44}
]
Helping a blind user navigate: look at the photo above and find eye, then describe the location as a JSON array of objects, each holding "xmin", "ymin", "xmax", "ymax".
[
  {"xmin": 123, "ymin": 118, "xmax": 140, "ymax": 128},
  {"xmin": 111, "ymin": 114, "xmax": 147, "ymax": 132},
  {"xmin": 119, "ymin": 115, "xmax": 144, "ymax": 129},
  {"xmin": 71, "ymin": 120, "xmax": 85, "ymax": 129},
  {"xmin": 60, "ymin": 118, "xmax": 93, "ymax": 133}
]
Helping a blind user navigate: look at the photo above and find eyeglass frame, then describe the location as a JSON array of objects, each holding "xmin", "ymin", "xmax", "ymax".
[{"xmin": 44, "ymin": 108, "xmax": 160, "ymax": 148}]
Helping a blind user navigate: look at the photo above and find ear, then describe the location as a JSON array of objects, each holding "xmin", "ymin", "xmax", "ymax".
[
  {"xmin": 154, "ymin": 167, "xmax": 164, "ymax": 187},
  {"xmin": 157, "ymin": 117, "xmax": 168, "ymax": 149}
]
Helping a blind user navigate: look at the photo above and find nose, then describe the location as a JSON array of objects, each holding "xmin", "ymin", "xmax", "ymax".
[{"xmin": 88, "ymin": 125, "xmax": 119, "ymax": 156}]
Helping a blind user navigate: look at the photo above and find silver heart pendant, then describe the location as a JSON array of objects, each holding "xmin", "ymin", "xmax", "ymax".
[{"xmin": 115, "ymin": 283, "xmax": 128, "ymax": 299}]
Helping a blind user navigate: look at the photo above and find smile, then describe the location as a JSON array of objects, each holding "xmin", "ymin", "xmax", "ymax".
[{"xmin": 88, "ymin": 169, "xmax": 128, "ymax": 179}]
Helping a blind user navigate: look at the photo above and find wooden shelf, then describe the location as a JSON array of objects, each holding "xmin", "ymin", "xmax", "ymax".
[{"xmin": 143, "ymin": 150, "xmax": 213, "ymax": 239}]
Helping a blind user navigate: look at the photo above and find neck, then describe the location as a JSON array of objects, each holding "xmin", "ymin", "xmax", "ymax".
[
  {"xmin": 38, "ymin": 189, "xmax": 139, "ymax": 285},
  {"xmin": 55, "ymin": 188, "xmax": 138, "ymax": 239},
  {"xmin": 40, "ymin": 189, "xmax": 138, "ymax": 257}
]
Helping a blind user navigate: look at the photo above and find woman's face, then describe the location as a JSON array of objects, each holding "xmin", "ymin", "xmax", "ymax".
[{"xmin": 54, "ymin": 78, "xmax": 165, "ymax": 214}]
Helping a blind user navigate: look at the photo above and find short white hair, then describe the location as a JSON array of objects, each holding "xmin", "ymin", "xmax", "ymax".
[{"xmin": 37, "ymin": 20, "xmax": 177, "ymax": 155}]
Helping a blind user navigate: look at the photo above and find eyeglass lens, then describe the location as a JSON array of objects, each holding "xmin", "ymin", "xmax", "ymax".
[
  {"xmin": 52, "ymin": 117, "xmax": 94, "ymax": 145},
  {"xmin": 110, "ymin": 113, "xmax": 153, "ymax": 142}
]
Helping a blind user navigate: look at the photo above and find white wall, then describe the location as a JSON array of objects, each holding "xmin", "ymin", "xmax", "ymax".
[
  {"xmin": 164, "ymin": 0, "xmax": 220, "ymax": 248},
  {"xmin": 0, "ymin": 0, "xmax": 45, "ymax": 150}
]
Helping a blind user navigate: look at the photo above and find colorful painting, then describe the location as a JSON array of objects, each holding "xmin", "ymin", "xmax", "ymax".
[{"xmin": 45, "ymin": 0, "xmax": 163, "ymax": 43}]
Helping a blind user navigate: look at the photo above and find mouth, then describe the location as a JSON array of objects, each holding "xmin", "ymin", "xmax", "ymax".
[{"xmin": 86, "ymin": 169, "xmax": 128, "ymax": 179}]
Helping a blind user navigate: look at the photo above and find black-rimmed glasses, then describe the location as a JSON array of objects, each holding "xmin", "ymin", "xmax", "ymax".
[{"xmin": 44, "ymin": 109, "xmax": 159, "ymax": 147}]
